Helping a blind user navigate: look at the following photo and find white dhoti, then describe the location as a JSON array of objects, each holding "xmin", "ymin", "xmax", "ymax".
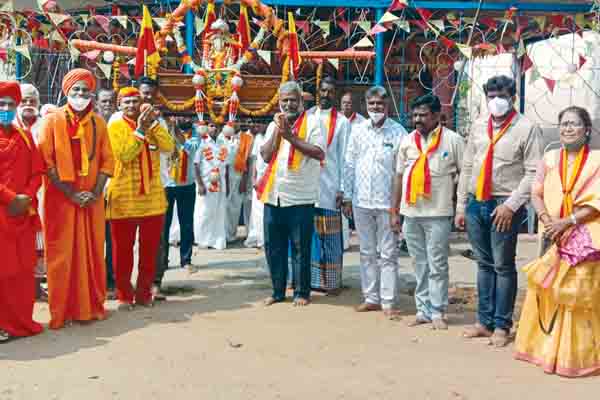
[
  {"xmin": 244, "ymin": 190, "xmax": 264, "ymax": 248},
  {"xmin": 169, "ymin": 203, "xmax": 181, "ymax": 244},
  {"xmin": 197, "ymin": 190, "xmax": 227, "ymax": 250}
]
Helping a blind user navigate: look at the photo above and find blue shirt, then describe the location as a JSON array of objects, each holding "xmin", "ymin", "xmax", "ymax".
[{"xmin": 164, "ymin": 129, "xmax": 201, "ymax": 188}]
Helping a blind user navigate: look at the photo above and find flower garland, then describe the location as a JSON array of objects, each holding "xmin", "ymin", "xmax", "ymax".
[{"xmin": 238, "ymin": 56, "xmax": 290, "ymax": 117}]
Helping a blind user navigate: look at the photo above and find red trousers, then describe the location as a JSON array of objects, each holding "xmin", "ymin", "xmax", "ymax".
[{"xmin": 111, "ymin": 215, "xmax": 164, "ymax": 304}]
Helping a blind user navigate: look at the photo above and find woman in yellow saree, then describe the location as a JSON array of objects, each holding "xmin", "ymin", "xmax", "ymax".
[{"xmin": 515, "ymin": 106, "xmax": 600, "ymax": 377}]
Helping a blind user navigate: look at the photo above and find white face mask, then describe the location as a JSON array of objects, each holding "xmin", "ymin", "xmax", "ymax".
[
  {"xmin": 368, "ymin": 111, "xmax": 386, "ymax": 124},
  {"xmin": 67, "ymin": 96, "xmax": 91, "ymax": 112},
  {"xmin": 17, "ymin": 106, "xmax": 38, "ymax": 119},
  {"xmin": 487, "ymin": 97, "xmax": 512, "ymax": 117}
]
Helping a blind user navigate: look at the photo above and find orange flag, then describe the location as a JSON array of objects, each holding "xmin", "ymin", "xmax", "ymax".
[
  {"xmin": 203, "ymin": 0, "xmax": 217, "ymax": 40},
  {"xmin": 288, "ymin": 12, "xmax": 302, "ymax": 79},
  {"xmin": 238, "ymin": 3, "xmax": 251, "ymax": 52},
  {"xmin": 134, "ymin": 5, "xmax": 160, "ymax": 78}
]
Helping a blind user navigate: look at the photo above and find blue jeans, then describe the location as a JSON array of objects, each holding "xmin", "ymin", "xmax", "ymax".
[
  {"xmin": 264, "ymin": 203, "xmax": 314, "ymax": 301},
  {"xmin": 465, "ymin": 195, "xmax": 525, "ymax": 331},
  {"xmin": 403, "ymin": 217, "xmax": 451, "ymax": 320}
]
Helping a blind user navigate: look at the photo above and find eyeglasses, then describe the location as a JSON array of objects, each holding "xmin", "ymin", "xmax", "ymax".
[{"xmin": 559, "ymin": 122, "xmax": 585, "ymax": 129}]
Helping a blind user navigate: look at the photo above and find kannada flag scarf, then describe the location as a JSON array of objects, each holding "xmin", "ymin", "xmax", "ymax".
[
  {"xmin": 256, "ymin": 112, "xmax": 308, "ymax": 202},
  {"xmin": 475, "ymin": 110, "xmax": 517, "ymax": 201},
  {"xmin": 123, "ymin": 116, "xmax": 153, "ymax": 195},
  {"xmin": 65, "ymin": 104, "xmax": 93, "ymax": 177},
  {"xmin": 170, "ymin": 132, "xmax": 191, "ymax": 184},
  {"xmin": 325, "ymin": 107, "xmax": 338, "ymax": 147},
  {"xmin": 405, "ymin": 126, "xmax": 443, "ymax": 205},
  {"xmin": 559, "ymin": 144, "xmax": 590, "ymax": 217}
]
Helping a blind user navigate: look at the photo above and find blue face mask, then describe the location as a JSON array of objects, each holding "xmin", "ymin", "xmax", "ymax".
[{"xmin": 0, "ymin": 110, "xmax": 16, "ymax": 126}]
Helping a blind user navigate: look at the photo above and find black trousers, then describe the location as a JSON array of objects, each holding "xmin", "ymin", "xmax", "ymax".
[
  {"xmin": 263, "ymin": 203, "xmax": 314, "ymax": 301},
  {"xmin": 155, "ymin": 184, "xmax": 196, "ymax": 286}
]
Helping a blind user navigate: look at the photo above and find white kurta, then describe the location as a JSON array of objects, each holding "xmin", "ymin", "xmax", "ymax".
[
  {"xmin": 244, "ymin": 133, "xmax": 267, "ymax": 248},
  {"xmin": 222, "ymin": 135, "xmax": 245, "ymax": 242},
  {"xmin": 194, "ymin": 136, "xmax": 228, "ymax": 250}
]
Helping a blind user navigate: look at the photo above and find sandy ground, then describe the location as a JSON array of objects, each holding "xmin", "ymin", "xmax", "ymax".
[{"xmin": 2, "ymin": 234, "xmax": 600, "ymax": 400}]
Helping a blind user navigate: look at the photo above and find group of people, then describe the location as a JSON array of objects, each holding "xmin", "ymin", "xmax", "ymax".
[{"xmin": 1, "ymin": 70, "xmax": 599, "ymax": 378}]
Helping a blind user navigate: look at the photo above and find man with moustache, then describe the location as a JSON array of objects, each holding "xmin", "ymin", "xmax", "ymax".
[
  {"xmin": 259, "ymin": 81, "xmax": 326, "ymax": 307},
  {"xmin": 15, "ymin": 84, "xmax": 46, "ymax": 300},
  {"xmin": 340, "ymin": 91, "xmax": 366, "ymax": 129},
  {"xmin": 307, "ymin": 76, "xmax": 350, "ymax": 294},
  {"xmin": 95, "ymin": 88, "xmax": 117, "ymax": 298},
  {"xmin": 343, "ymin": 85, "xmax": 408, "ymax": 319},
  {"xmin": 391, "ymin": 94, "xmax": 464, "ymax": 330}
]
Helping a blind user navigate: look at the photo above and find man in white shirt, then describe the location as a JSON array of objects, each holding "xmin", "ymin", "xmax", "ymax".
[
  {"xmin": 343, "ymin": 85, "xmax": 408, "ymax": 318},
  {"xmin": 308, "ymin": 77, "xmax": 350, "ymax": 294},
  {"xmin": 340, "ymin": 91, "xmax": 366, "ymax": 128},
  {"xmin": 391, "ymin": 94, "xmax": 465, "ymax": 329},
  {"xmin": 259, "ymin": 81, "xmax": 326, "ymax": 307}
]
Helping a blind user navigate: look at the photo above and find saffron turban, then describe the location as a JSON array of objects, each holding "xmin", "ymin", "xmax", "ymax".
[
  {"xmin": 62, "ymin": 68, "xmax": 96, "ymax": 96},
  {"xmin": 0, "ymin": 81, "xmax": 22, "ymax": 105},
  {"xmin": 117, "ymin": 87, "xmax": 140, "ymax": 103}
]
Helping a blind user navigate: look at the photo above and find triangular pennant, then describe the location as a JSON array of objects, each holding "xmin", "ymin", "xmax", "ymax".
[
  {"xmin": 119, "ymin": 64, "xmax": 130, "ymax": 80},
  {"xmin": 579, "ymin": 54, "xmax": 587, "ymax": 70},
  {"xmin": 257, "ymin": 50, "xmax": 271, "ymax": 65},
  {"xmin": 154, "ymin": 17, "xmax": 167, "ymax": 29},
  {"xmin": 549, "ymin": 15, "xmax": 563, "ymax": 28},
  {"xmin": 115, "ymin": 16, "xmax": 128, "ymax": 29},
  {"xmin": 388, "ymin": 0, "xmax": 408, "ymax": 12},
  {"xmin": 370, "ymin": 24, "xmax": 387, "ymax": 35},
  {"xmin": 529, "ymin": 67, "xmax": 541, "ymax": 84},
  {"xmin": 127, "ymin": 57, "xmax": 137, "ymax": 65},
  {"xmin": 544, "ymin": 77, "xmax": 556, "ymax": 93},
  {"xmin": 462, "ymin": 17, "xmax": 475, "ymax": 25},
  {"xmin": 430, "ymin": 19, "xmax": 445, "ymax": 32},
  {"xmin": 338, "ymin": 19, "xmax": 350, "ymax": 35},
  {"xmin": 69, "ymin": 45, "xmax": 80, "ymax": 60},
  {"xmin": 410, "ymin": 19, "xmax": 428, "ymax": 31},
  {"xmin": 379, "ymin": 11, "xmax": 400, "ymax": 24},
  {"xmin": 533, "ymin": 16, "xmax": 546, "ymax": 31},
  {"xmin": 82, "ymin": 49, "xmax": 100, "ymax": 61},
  {"xmin": 521, "ymin": 53, "xmax": 533, "ymax": 72},
  {"xmin": 394, "ymin": 20, "xmax": 410, "ymax": 33},
  {"xmin": 97, "ymin": 63, "xmax": 112, "ymax": 79},
  {"xmin": 14, "ymin": 45, "xmax": 31, "ymax": 61},
  {"xmin": 416, "ymin": 8, "xmax": 433, "ymax": 23},
  {"xmin": 316, "ymin": 20, "xmax": 330, "ymax": 38},
  {"xmin": 95, "ymin": 15, "xmax": 111, "ymax": 34},
  {"xmin": 479, "ymin": 17, "xmax": 498, "ymax": 30},
  {"xmin": 353, "ymin": 36, "xmax": 374, "ymax": 48},
  {"xmin": 79, "ymin": 14, "xmax": 89, "ymax": 26},
  {"xmin": 439, "ymin": 36, "xmax": 455, "ymax": 49},
  {"xmin": 358, "ymin": 21, "xmax": 371, "ymax": 33},
  {"xmin": 328, "ymin": 58, "xmax": 339, "ymax": 70},
  {"xmin": 195, "ymin": 16, "xmax": 204, "ymax": 36},
  {"xmin": 296, "ymin": 20, "xmax": 311, "ymax": 34},
  {"xmin": 49, "ymin": 30, "xmax": 65, "ymax": 43},
  {"xmin": 575, "ymin": 13, "xmax": 586, "ymax": 29},
  {"xmin": 47, "ymin": 13, "xmax": 71, "ymax": 26},
  {"xmin": 456, "ymin": 44, "xmax": 472, "ymax": 59},
  {"xmin": 0, "ymin": 0, "xmax": 14, "ymax": 12}
]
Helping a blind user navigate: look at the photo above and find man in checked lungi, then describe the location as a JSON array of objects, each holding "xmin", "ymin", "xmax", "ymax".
[{"xmin": 307, "ymin": 77, "xmax": 351, "ymax": 294}]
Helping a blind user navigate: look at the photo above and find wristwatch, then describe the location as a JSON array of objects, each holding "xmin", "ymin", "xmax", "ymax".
[{"xmin": 570, "ymin": 213, "xmax": 578, "ymax": 225}]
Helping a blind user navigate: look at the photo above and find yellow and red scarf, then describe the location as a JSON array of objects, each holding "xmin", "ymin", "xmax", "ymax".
[
  {"xmin": 123, "ymin": 116, "xmax": 153, "ymax": 195},
  {"xmin": 170, "ymin": 132, "xmax": 191, "ymax": 184},
  {"xmin": 256, "ymin": 112, "xmax": 308, "ymax": 202},
  {"xmin": 348, "ymin": 112, "xmax": 356, "ymax": 123},
  {"xmin": 405, "ymin": 126, "xmax": 443, "ymax": 205},
  {"xmin": 559, "ymin": 144, "xmax": 589, "ymax": 217},
  {"xmin": 65, "ymin": 103, "xmax": 93, "ymax": 177},
  {"xmin": 325, "ymin": 107, "xmax": 338, "ymax": 147},
  {"xmin": 475, "ymin": 110, "xmax": 517, "ymax": 201}
]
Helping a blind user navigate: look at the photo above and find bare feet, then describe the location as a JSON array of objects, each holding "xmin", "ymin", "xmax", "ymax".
[
  {"xmin": 432, "ymin": 317, "xmax": 448, "ymax": 330},
  {"xmin": 407, "ymin": 315, "xmax": 431, "ymax": 327},
  {"xmin": 383, "ymin": 309, "xmax": 402, "ymax": 320},
  {"xmin": 293, "ymin": 297, "xmax": 310, "ymax": 307},
  {"xmin": 489, "ymin": 328, "xmax": 510, "ymax": 347},
  {"xmin": 106, "ymin": 289, "xmax": 116, "ymax": 301},
  {"xmin": 117, "ymin": 302, "xmax": 134, "ymax": 311},
  {"xmin": 186, "ymin": 264, "xmax": 200, "ymax": 274},
  {"xmin": 462, "ymin": 323, "xmax": 493, "ymax": 339},
  {"xmin": 355, "ymin": 303, "xmax": 382, "ymax": 312},
  {"xmin": 263, "ymin": 297, "xmax": 284, "ymax": 306},
  {"xmin": 152, "ymin": 285, "xmax": 167, "ymax": 302}
]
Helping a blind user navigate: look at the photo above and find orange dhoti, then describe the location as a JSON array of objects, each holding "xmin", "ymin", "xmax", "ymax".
[{"xmin": 38, "ymin": 106, "xmax": 115, "ymax": 329}]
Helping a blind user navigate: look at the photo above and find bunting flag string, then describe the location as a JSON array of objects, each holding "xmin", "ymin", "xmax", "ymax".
[
  {"xmin": 97, "ymin": 62, "xmax": 112, "ymax": 79},
  {"xmin": 353, "ymin": 36, "xmax": 374, "ymax": 48},
  {"xmin": 544, "ymin": 77, "xmax": 556, "ymax": 93},
  {"xmin": 257, "ymin": 50, "xmax": 271, "ymax": 65}
]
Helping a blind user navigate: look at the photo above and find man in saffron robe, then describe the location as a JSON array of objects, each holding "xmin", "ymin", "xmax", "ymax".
[
  {"xmin": 38, "ymin": 69, "xmax": 115, "ymax": 329},
  {"xmin": 0, "ymin": 81, "xmax": 44, "ymax": 342},
  {"xmin": 107, "ymin": 87, "xmax": 174, "ymax": 308}
]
